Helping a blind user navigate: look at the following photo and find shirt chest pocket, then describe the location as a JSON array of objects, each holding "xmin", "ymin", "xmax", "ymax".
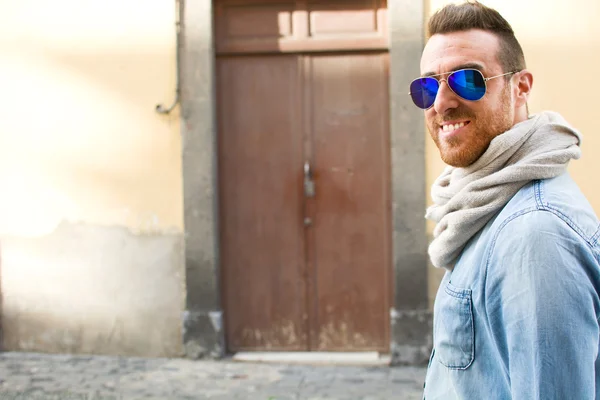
[{"xmin": 434, "ymin": 282, "xmax": 475, "ymax": 370}]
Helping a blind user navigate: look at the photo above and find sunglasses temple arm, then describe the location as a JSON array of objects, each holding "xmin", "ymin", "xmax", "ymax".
[{"xmin": 484, "ymin": 71, "xmax": 518, "ymax": 81}]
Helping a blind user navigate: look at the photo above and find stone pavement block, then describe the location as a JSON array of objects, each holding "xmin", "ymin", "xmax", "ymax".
[{"xmin": 0, "ymin": 353, "xmax": 426, "ymax": 400}]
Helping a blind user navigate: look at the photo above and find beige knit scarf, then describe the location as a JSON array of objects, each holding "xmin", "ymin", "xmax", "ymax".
[{"xmin": 425, "ymin": 111, "xmax": 583, "ymax": 270}]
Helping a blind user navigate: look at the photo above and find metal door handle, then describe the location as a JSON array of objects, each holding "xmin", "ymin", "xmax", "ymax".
[
  {"xmin": 304, "ymin": 161, "xmax": 315, "ymax": 198},
  {"xmin": 304, "ymin": 161, "xmax": 311, "ymax": 179}
]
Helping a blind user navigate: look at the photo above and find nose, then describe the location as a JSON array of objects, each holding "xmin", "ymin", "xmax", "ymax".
[{"xmin": 433, "ymin": 80, "xmax": 460, "ymax": 115}]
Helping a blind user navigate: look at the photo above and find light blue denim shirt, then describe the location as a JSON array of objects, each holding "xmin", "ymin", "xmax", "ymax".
[{"xmin": 423, "ymin": 172, "xmax": 600, "ymax": 400}]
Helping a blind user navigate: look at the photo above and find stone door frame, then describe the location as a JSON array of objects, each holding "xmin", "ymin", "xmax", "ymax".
[{"xmin": 178, "ymin": 0, "xmax": 430, "ymax": 364}]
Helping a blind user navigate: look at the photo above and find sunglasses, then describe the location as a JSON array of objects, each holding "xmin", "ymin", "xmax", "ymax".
[{"xmin": 408, "ymin": 68, "xmax": 517, "ymax": 110}]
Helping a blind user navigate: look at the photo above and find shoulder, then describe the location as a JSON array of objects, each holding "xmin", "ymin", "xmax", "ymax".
[
  {"xmin": 482, "ymin": 173, "xmax": 600, "ymax": 282},
  {"xmin": 490, "ymin": 172, "xmax": 599, "ymax": 249},
  {"xmin": 535, "ymin": 173, "xmax": 599, "ymax": 242}
]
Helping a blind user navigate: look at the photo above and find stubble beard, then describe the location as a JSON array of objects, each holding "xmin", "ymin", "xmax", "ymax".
[{"xmin": 431, "ymin": 86, "xmax": 514, "ymax": 168}]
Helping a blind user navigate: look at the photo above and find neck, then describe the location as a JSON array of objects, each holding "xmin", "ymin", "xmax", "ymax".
[{"xmin": 512, "ymin": 105, "xmax": 529, "ymax": 126}]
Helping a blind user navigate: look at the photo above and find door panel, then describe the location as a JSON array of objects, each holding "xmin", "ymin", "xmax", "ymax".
[
  {"xmin": 217, "ymin": 55, "xmax": 309, "ymax": 351},
  {"xmin": 214, "ymin": 0, "xmax": 388, "ymax": 55},
  {"xmin": 307, "ymin": 53, "xmax": 391, "ymax": 351}
]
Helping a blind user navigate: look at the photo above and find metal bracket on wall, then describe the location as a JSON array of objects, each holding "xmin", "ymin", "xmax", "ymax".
[{"xmin": 156, "ymin": 0, "xmax": 181, "ymax": 115}]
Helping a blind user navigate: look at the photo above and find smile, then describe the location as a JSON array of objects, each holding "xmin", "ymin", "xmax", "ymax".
[{"xmin": 439, "ymin": 120, "xmax": 470, "ymax": 135}]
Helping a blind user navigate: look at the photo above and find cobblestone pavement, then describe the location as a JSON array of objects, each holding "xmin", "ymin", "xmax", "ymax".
[{"xmin": 0, "ymin": 352, "xmax": 426, "ymax": 400}]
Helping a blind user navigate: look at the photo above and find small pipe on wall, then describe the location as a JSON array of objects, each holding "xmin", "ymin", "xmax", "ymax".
[{"xmin": 156, "ymin": 0, "xmax": 181, "ymax": 114}]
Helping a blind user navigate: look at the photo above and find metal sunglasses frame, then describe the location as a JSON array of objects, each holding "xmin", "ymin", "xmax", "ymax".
[{"xmin": 408, "ymin": 68, "xmax": 518, "ymax": 109}]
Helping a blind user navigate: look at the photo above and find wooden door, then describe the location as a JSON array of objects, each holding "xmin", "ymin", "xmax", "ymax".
[
  {"xmin": 306, "ymin": 53, "xmax": 391, "ymax": 351},
  {"xmin": 216, "ymin": 0, "xmax": 390, "ymax": 353},
  {"xmin": 217, "ymin": 55, "xmax": 309, "ymax": 351}
]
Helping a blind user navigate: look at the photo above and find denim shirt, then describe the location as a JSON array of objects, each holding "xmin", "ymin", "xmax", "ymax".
[{"xmin": 423, "ymin": 172, "xmax": 600, "ymax": 400}]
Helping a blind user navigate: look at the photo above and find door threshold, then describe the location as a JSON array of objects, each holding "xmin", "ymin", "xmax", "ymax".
[{"xmin": 231, "ymin": 351, "xmax": 391, "ymax": 366}]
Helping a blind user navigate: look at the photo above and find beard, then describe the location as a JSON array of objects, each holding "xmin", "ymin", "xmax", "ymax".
[{"xmin": 429, "ymin": 86, "xmax": 514, "ymax": 168}]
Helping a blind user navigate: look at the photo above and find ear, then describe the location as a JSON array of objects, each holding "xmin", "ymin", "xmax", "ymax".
[{"xmin": 513, "ymin": 69, "xmax": 533, "ymax": 108}]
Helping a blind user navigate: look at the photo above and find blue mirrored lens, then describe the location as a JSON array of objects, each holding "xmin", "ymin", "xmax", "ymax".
[
  {"xmin": 410, "ymin": 78, "xmax": 438, "ymax": 109},
  {"xmin": 448, "ymin": 69, "xmax": 486, "ymax": 101}
]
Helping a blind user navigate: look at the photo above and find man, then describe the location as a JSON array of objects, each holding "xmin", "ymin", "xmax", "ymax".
[{"xmin": 411, "ymin": 2, "xmax": 600, "ymax": 399}]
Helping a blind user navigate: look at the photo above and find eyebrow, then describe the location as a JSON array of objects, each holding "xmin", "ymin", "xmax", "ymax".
[{"xmin": 422, "ymin": 62, "xmax": 486, "ymax": 78}]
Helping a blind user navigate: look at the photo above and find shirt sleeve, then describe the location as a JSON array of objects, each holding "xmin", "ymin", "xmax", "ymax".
[{"xmin": 484, "ymin": 210, "xmax": 600, "ymax": 400}]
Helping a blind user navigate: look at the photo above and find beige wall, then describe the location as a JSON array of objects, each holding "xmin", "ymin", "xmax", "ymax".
[
  {"xmin": 426, "ymin": 0, "xmax": 600, "ymax": 305},
  {"xmin": 0, "ymin": 0, "xmax": 185, "ymax": 356}
]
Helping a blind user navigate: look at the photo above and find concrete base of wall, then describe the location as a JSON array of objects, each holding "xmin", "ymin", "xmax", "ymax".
[
  {"xmin": 182, "ymin": 310, "xmax": 223, "ymax": 359},
  {"xmin": 390, "ymin": 309, "xmax": 433, "ymax": 366},
  {"xmin": 0, "ymin": 222, "xmax": 185, "ymax": 357}
]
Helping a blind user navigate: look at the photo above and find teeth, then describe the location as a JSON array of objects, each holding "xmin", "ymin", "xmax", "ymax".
[{"xmin": 442, "ymin": 122, "xmax": 466, "ymax": 133}]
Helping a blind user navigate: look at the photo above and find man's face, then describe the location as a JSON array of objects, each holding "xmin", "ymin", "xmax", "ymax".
[{"xmin": 420, "ymin": 29, "xmax": 515, "ymax": 167}]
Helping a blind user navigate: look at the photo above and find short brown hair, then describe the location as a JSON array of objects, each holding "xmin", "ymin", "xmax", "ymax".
[{"xmin": 428, "ymin": 1, "xmax": 526, "ymax": 74}]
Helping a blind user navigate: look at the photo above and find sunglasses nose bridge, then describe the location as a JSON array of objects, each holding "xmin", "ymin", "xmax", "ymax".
[
  {"xmin": 437, "ymin": 77, "xmax": 460, "ymax": 98},
  {"xmin": 432, "ymin": 77, "xmax": 461, "ymax": 113}
]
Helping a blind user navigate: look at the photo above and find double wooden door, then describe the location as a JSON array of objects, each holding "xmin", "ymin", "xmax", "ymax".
[
  {"xmin": 216, "ymin": 0, "xmax": 391, "ymax": 352},
  {"xmin": 217, "ymin": 52, "xmax": 391, "ymax": 352}
]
